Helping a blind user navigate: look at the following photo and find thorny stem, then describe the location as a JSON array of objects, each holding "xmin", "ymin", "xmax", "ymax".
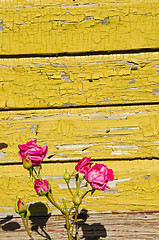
[
  {"xmin": 47, "ymin": 192, "xmax": 66, "ymax": 216},
  {"xmin": 21, "ymin": 215, "xmax": 34, "ymax": 240}
]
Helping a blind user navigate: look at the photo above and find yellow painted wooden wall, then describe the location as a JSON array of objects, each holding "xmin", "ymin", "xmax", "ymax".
[{"xmin": 0, "ymin": 0, "xmax": 159, "ymax": 216}]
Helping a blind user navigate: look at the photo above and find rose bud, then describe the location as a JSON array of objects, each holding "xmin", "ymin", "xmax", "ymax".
[
  {"xmin": 75, "ymin": 157, "xmax": 93, "ymax": 174},
  {"xmin": 15, "ymin": 198, "xmax": 27, "ymax": 216},
  {"xmin": 18, "ymin": 140, "xmax": 48, "ymax": 166},
  {"xmin": 63, "ymin": 169, "xmax": 71, "ymax": 183},
  {"xmin": 34, "ymin": 179, "xmax": 50, "ymax": 196},
  {"xmin": 73, "ymin": 194, "xmax": 82, "ymax": 209},
  {"xmin": 22, "ymin": 158, "xmax": 33, "ymax": 170}
]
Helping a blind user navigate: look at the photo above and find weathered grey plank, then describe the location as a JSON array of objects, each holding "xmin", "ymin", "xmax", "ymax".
[{"xmin": 0, "ymin": 213, "xmax": 159, "ymax": 239}]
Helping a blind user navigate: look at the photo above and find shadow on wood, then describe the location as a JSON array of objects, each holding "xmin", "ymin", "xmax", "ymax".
[
  {"xmin": 75, "ymin": 209, "xmax": 107, "ymax": 240},
  {"xmin": 0, "ymin": 215, "xmax": 20, "ymax": 231},
  {"xmin": 29, "ymin": 202, "xmax": 51, "ymax": 240}
]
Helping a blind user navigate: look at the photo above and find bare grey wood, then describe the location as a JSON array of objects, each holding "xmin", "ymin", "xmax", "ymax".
[{"xmin": 0, "ymin": 212, "xmax": 159, "ymax": 239}]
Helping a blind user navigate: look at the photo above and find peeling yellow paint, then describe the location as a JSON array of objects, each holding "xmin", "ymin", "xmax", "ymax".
[
  {"xmin": 0, "ymin": 52, "xmax": 159, "ymax": 109},
  {"xmin": 0, "ymin": 105, "xmax": 159, "ymax": 163},
  {"xmin": 0, "ymin": 160, "xmax": 158, "ymax": 215},
  {"xmin": 0, "ymin": 0, "xmax": 158, "ymax": 54},
  {"xmin": 0, "ymin": 0, "xmax": 158, "ymax": 218}
]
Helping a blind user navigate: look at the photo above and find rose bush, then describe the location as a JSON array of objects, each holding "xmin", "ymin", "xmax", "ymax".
[
  {"xmin": 34, "ymin": 179, "xmax": 50, "ymax": 196},
  {"xmin": 75, "ymin": 157, "xmax": 93, "ymax": 174},
  {"xmin": 16, "ymin": 145, "xmax": 115, "ymax": 240},
  {"xmin": 85, "ymin": 163, "xmax": 114, "ymax": 191},
  {"xmin": 18, "ymin": 140, "xmax": 48, "ymax": 166}
]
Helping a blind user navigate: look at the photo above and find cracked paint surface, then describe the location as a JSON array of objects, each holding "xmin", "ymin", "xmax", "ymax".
[
  {"xmin": 0, "ymin": 105, "xmax": 159, "ymax": 163},
  {"xmin": 0, "ymin": 52, "xmax": 159, "ymax": 109},
  {"xmin": 0, "ymin": 0, "xmax": 158, "ymax": 54},
  {"xmin": 0, "ymin": 160, "xmax": 158, "ymax": 215},
  {"xmin": 0, "ymin": 0, "xmax": 158, "ymax": 217}
]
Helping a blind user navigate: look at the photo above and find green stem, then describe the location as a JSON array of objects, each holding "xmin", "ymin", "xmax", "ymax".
[
  {"xmin": 62, "ymin": 199, "xmax": 68, "ymax": 214},
  {"xmin": 70, "ymin": 207, "xmax": 79, "ymax": 240},
  {"xmin": 29, "ymin": 168, "xmax": 37, "ymax": 180},
  {"xmin": 76, "ymin": 179, "xmax": 80, "ymax": 192},
  {"xmin": 25, "ymin": 218, "xmax": 29, "ymax": 228},
  {"xmin": 66, "ymin": 182, "xmax": 74, "ymax": 196},
  {"xmin": 47, "ymin": 192, "xmax": 66, "ymax": 216},
  {"xmin": 33, "ymin": 167, "xmax": 42, "ymax": 179},
  {"xmin": 75, "ymin": 208, "xmax": 79, "ymax": 240},
  {"xmin": 65, "ymin": 214, "xmax": 72, "ymax": 240},
  {"xmin": 82, "ymin": 189, "xmax": 92, "ymax": 199},
  {"xmin": 68, "ymin": 206, "xmax": 74, "ymax": 216},
  {"xmin": 21, "ymin": 216, "xmax": 34, "ymax": 240}
]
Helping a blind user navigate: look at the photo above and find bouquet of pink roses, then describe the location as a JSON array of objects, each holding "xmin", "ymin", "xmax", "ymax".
[{"xmin": 15, "ymin": 140, "xmax": 114, "ymax": 240}]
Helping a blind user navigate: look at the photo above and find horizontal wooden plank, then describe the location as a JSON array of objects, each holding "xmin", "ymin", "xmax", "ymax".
[
  {"xmin": 0, "ymin": 160, "xmax": 159, "ymax": 215},
  {"xmin": 0, "ymin": 105, "xmax": 159, "ymax": 163},
  {"xmin": 0, "ymin": 52, "xmax": 159, "ymax": 109},
  {"xmin": 0, "ymin": 0, "xmax": 158, "ymax": 54},
  {"xmin": 0, "ymin": 213, "xmax": 159, "ymax": 239}
]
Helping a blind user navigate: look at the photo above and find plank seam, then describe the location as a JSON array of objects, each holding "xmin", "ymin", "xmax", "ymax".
[
  {"xmin": 0, "ymin": 48, "xmax": 159, "ymax": 59},
  {"xmin": 1, "ymin": 102, "xmax": 159, "ymax": 112},
  {"xmin": 1, "ymin": 157, "xmax": 159, "ymax": 166}
]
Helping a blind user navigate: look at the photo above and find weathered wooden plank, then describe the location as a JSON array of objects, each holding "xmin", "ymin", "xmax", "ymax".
[
  {"xmin": 0, "ymin": 160, "xmax": 159, "ymax": 215},
  {"xmin": 0, "ymin": 105, "xmax": 159, "ymax": 163},
  {"xmin": 0, "ymin": 0, "xmax": 158, "ymax": 55},
  {"xmin": 0, "ymin": 52, "xmax": 159, "ymax": 109},
  {"xmin": 0, "ymin": 213, "xmax": 159, "ymax": 239}
]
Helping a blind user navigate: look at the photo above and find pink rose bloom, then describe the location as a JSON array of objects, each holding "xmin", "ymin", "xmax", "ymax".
[
  {"xmin": 34, "ymin": 179, "xmax": 50, "ymax": 196},
  {"xmin": 85, "ymin": 163, "xmax": 114, "ymax": 191},
  {"xmin": 18, "ymin": 140, "xmax": 48, "ymax": 166},
  {"xmin": 75, "ymin": 157, "xmax": 93, "ymax": 174}
]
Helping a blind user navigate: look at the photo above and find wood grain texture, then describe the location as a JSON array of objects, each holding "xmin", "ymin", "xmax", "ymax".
[
  {"xmin": 0, "ymin": 105, "xmax": 159, "ymax": 163},
  {"xmin": 0, "ymin": 52, "xmax": 159, "ymax": 109},
  {"xmin": 0, "ymin": 0, "xmax": 158, "ymax": 55},
  {"xmin": 0, "ymin": 213, "xmax": 159, "ymax": 239},
  {"xmin": 0, "ymin": 160, "xmax": 159, "ymax": 215}
]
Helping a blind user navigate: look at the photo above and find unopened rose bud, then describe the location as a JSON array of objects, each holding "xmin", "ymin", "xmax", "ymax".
[
  {"xmin": 63, "ymin": 170, "xmax": 71, "ymax": 183},
  {"xmin": 23, "ymin": 158, "xmax": 32, "ymax": 170},
  {"xmin": 73, "ymin": 195, "xmax": 82, "ymax": 209},
  {"xmin": 34, "ymin": 179, "xmax": 50, "ymax": 196},
  {"xmin": 15, "ymin": 198, "xmax": 27, "ymax": 216}
]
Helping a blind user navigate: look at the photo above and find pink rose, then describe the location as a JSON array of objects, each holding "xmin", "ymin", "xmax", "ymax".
[
  {"xmin": 34, "ymin": 179, "xmax": 50, "ymax": 196},
  {"xmin": 85, "ymin": 163, "xmax": 114, "ymax": 191},
  {"xmin": 18, "ymin": 140, "xmax": 48, "ymax": 166},
  {"xmin": 75, "ymin": 157, "xmax": 93, "ymax": 174}
]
